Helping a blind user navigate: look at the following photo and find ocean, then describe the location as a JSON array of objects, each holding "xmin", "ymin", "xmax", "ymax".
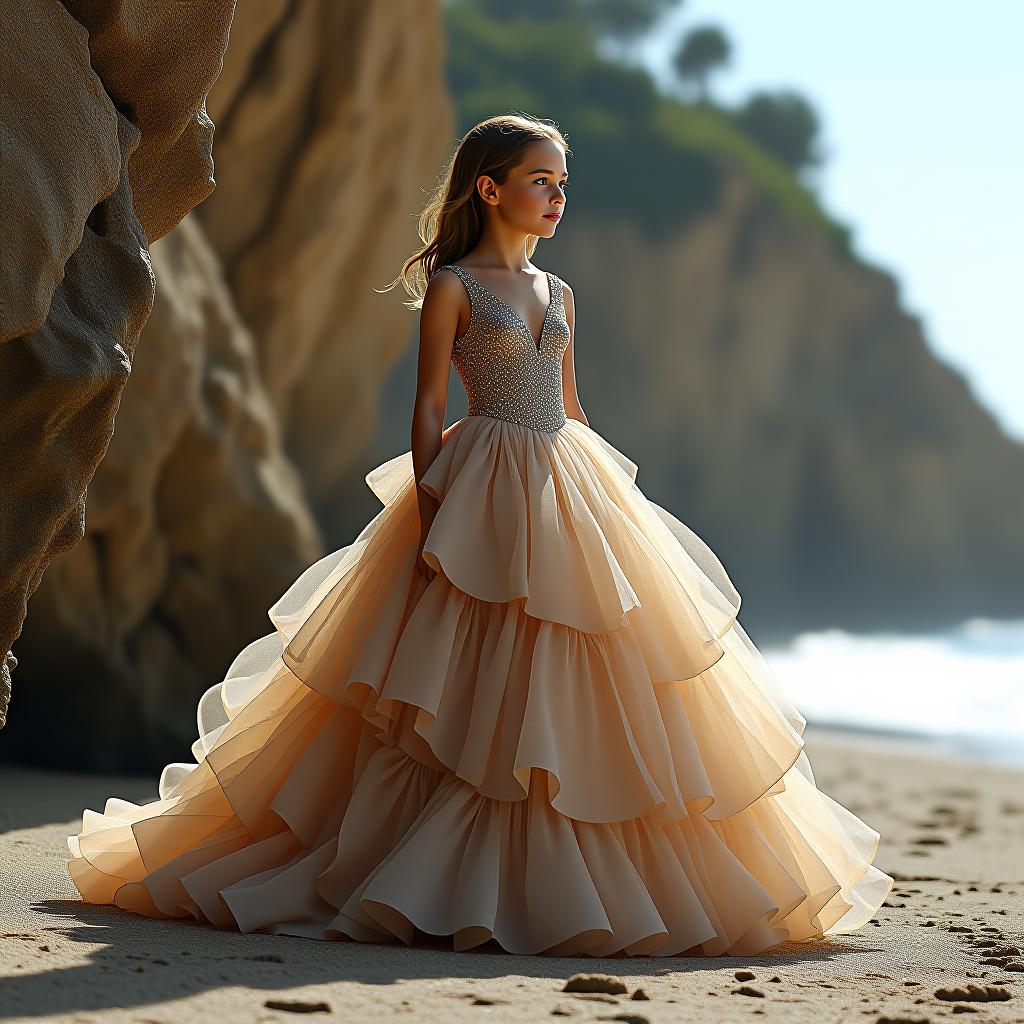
[{"xmin": 762, "ymin": 616, "xmax": 1024, "ymax": 767}]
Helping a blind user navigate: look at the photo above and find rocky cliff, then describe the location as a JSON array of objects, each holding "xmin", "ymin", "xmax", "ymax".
[
  {"xmin": 0, "ymin": 0, "xmax": 453, "ymax": 769},
  {"xmin": 0, "ymin": 0, "xmax": 235, "ymax": 731}
]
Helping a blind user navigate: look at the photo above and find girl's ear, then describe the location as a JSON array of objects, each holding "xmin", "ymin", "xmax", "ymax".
[{"xmin": 476, "ymin": 174, "xmax": 499, "ymax": 205}]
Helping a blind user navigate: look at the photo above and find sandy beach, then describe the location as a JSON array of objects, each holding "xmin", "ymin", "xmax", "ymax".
[{"xmin": 2, "ymin": 724, "xmax": 1023, "ymax": 1024}]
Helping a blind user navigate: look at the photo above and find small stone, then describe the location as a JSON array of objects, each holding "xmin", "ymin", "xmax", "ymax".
[
  {"xmin": 933, "ymin": 984, "xmax": 1011, "ymax": 1002},
  {"xmin": 732, "ymin": 986, "xmax": 764, "ymax": 998},
  {"xmin": 562, "ymin": 973, "xmax": 628, "ymax": 995},
  {"xmin": 262, "ymin": 999, "xmax": 331, "ymax": 1013},
  {"xmin": 734, "ymin": 970, "xmax": 755, "ymax": 981}
]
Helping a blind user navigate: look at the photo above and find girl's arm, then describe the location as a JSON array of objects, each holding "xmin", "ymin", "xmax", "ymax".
[
  {"xmin": 411, "ymin": 270, "xmax": 465, "ymax": 546},
  {"xmin": 560, "ymin": 282, "xmax": 589, "ymax": 426}
]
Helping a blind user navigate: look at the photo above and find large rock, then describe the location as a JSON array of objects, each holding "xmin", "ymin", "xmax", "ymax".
[
  {"xmin": 5, "ymin": 217, "xmax": 321, "ymax": 770},
  {"xmin": 195, "ymin": 1, "xmax": 451, "ymax": 526},
  {"xmin": 0, "ymin": 0, "xmax": 235, "ymax": 729},
  {"xmin": 0, "ymin": 0, "xmax": 453, "ymax": 769}
]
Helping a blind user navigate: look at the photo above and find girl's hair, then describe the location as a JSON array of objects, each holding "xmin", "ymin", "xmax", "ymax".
[{"xmin": 381, "ymin": 112, "xmax": 570, "ymax": 310}]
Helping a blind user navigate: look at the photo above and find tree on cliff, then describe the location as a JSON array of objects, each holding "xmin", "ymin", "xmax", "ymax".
[{"xmin": 672, "ymin": 25, "xmax": 732, "ymax": 105}]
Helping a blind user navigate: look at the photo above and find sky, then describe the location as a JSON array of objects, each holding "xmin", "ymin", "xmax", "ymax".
[{"xmin": 636, "ymin": 0, "xmax": 1024, "ymax": 442}]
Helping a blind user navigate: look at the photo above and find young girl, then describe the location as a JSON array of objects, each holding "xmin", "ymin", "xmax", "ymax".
[{"xmin": 67, "ymin": 113, "xmax": 893, "ymax": 957}]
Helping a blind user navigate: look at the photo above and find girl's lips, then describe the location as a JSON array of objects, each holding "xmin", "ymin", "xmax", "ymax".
[{"xmin": 543, "ymin": 213, "xmax": 561, "ymax": 221}]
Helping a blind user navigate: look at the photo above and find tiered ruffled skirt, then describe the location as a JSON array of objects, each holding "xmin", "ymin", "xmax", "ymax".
[{"xmin": 67, "ymin": 414, "xmax": 893, "ymax": 956}]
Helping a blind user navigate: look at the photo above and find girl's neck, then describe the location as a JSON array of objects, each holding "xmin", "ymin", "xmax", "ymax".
[{"xmin": 464, "ymin": 230, "xmax": 530, "ymax": 272}]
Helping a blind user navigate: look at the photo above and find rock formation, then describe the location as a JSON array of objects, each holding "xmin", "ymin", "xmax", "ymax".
[
  {"xmin": 0, "ymin": 0, "xmax": 453, "ymax": 769},
  {"xmin": 0, "ymin": 0, "xmax": 236, "ymax": 729}
]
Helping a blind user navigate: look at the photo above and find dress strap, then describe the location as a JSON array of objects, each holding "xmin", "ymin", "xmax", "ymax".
[
  {"xmin": 435, "ymin": 265, "xmax": 478, "ymax": 352},
  {"xmin": 435, "ymin": 264, "xmax": 484, "ymax": 301},
  {"xmin": 436, "ymin": 263, "xmax": 473, "ymax": 285},
  {"xmin": 548, "ymin": 271, "xmax": 564, "ymax": 308}
]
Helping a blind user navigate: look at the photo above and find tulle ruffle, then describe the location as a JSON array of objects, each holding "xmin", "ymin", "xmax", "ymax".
[{"xmin": 67, "ymin": 414, "xmax": 893, "ymax": 956}]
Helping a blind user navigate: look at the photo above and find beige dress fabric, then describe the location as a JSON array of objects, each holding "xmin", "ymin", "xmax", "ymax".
[{"xmin": 66, "ymin": 264, "xmax": 893, "ymax": 957}]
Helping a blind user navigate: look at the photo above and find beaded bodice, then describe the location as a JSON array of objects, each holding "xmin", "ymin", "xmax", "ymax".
[{"xmin": 437, "ymin": 263, "xmax": 570, "ymax": 432}]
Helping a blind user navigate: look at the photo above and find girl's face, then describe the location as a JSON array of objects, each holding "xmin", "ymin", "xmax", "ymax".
[{"xmin": 482, "ymin": 138, "xmax": 568, "ymax": 237}]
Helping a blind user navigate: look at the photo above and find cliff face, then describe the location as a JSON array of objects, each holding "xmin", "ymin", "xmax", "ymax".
[
  {"xmin": 5, "ymin": 218, "xmax": 325, "ymax": 771},
  {"xmin": 195, "ymin": 2, "xmax": 450, "ymax": 529},
  {"xmin": 0, "ymin": 0, "xmax": 235, "ymax": 729},
  {"xmin": 1, "ymin": 0, "xmax": 454, "ymax": 770}
]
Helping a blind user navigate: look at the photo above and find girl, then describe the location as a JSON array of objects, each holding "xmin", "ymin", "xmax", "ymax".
[{"xmin": 68, "ymin": 113, "xmax": 893, "ymax": 957}]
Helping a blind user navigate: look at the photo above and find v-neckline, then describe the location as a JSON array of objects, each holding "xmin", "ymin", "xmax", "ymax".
[{"xmin": 454, "ymin": 265, "xmax": 553, "ymax": 354}]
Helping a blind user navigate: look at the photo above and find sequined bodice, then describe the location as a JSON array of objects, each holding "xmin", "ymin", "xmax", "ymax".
[{"xmin": 436, "ymin": 263, "xmax": 570, "ymax": 432}]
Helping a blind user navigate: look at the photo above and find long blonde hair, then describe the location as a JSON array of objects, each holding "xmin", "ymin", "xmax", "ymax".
[{"xmin": 382, "ymin": 113, "xmax": 570, "ymax": 310}]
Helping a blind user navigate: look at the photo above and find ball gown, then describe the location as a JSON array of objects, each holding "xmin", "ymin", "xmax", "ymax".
[{"xmin": 66, "ymin": 262, "xmax": 893, "ymax": 957}]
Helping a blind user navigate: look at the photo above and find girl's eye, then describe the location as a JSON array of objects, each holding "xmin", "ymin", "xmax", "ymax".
[{"xmin": 536, "ymin": 178, "xmax": 570, "ymax": 190}]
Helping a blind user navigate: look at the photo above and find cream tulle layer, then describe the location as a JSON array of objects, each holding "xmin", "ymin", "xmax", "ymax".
[{"xmin": 67, "ymin": 415, "xmax": 893, "ymax": 956}]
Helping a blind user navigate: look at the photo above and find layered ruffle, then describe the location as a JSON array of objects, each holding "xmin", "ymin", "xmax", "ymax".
[{"xmin": 67, "ymin": 413, "xmax": 893, "ymax": 956}]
